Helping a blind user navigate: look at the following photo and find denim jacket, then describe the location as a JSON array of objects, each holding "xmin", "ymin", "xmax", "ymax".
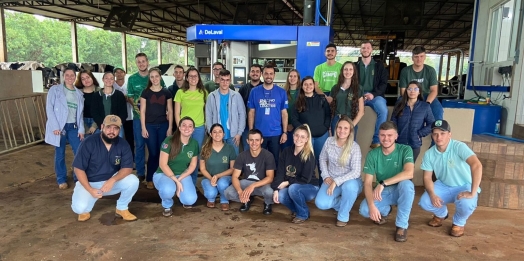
[{"xmin": 45, "ymin": 84, "xmax": 85, "ymax": 147}]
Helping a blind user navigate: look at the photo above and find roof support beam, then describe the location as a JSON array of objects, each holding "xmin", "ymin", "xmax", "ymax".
[{"xmin": 418, "ymin": 3, "xmax": 474, "ymax": 47}]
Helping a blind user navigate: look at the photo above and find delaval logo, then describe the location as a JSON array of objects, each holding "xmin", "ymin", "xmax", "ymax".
[{"xmin": 203, "ymin": 29, "xmax": 223, "ymax": 35}]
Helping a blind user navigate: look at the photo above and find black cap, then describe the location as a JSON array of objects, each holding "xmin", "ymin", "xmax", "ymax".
[{"xmin": 432, "ymin": 120, "xmax": 451, "ymax": 132}]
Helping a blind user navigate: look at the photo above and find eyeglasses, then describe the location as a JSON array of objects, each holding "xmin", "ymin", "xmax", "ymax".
[{"xmin": 407, "ymin": 87, "xmax": 419, "ymax": 92}]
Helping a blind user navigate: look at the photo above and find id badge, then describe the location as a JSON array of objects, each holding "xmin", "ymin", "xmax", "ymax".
[{"xmin": 265, "ymin": 108, "xmax": 270, "ymax": 115}]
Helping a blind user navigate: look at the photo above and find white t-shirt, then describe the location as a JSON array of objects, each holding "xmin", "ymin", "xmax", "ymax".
[{"xmin": 113, "ymin": 82, "xmax": 133, "ymax": 121}]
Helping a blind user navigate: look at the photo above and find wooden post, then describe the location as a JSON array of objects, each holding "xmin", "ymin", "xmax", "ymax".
[
  {"xmin": 71, "ymin": 21, "xmax": 78, "ymax": 63},
  {"xmin": 0, "ymin": 7, "xmax": 8, "ymax": 62}
]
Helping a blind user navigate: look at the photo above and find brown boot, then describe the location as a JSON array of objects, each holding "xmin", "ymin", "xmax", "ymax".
[
  {"xmin": 450, "ymin": 224, "xmax": 465, "ymax": 237},
  {"xmin": 220, "ymin": 203, "xmax": 230, "ymax": 211},
  {"xmin": 428, "ymin": 214, "xmax": 448, "ymax": 227},
  {"xmin": 115, "ymin": 209, "xmax": 137, "ymax": 221},
  {"xmin": 78, "ymin": 213, "xmax": 90, "ymax": 222}
]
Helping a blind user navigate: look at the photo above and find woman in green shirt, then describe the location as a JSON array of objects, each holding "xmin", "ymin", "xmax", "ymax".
[
  {"xmin": 153, "ymin": 116, "xmax": 199, "ymax": 217},
  {"xmin": 200, "ymin": 124, "xmax": 237, "ymax": 211}
]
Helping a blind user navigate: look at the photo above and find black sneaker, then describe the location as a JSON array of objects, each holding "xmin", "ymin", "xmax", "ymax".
[
  {"xmin": 163, "ymin": 208, "xmax": 173, "ymax": 217},
  {"xmin": 239, "ymin": 197, "xmax": 254, "ymax": 212},
  {"xmin": 263, "ymin": 203, "xmax": 272, "ymax": 215}
]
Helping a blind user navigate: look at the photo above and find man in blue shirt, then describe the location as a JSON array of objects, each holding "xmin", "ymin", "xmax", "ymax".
[
  {"xmin": 71, "ymin": 115, "xmax": 139, "ymax": 222},
  {"xmin": 419, "ymin": 120, "xmax": 482, "ymax": 237},
  {"xmin": 247, "ymin": 65, "xmax": 288, "ymax": 165}
]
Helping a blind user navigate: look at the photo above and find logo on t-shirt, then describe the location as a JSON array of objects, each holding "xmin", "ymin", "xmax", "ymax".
[
  {"xmin": 246, "ymin": 162, "xmax": 259, "ymax": 180},
  {"xmin": 413, "ymin": 78, "xmax": 425, "ymax": 83},
  {"xmin": 286, "ymin": 165, "xmax": 296, "ymax": 177},
  {"xmin": 259, "ymin": 99, "xmax": 276, "ymax": 108},
  {"xmin": 162, "ymin": 143, "xmax": 168, "ymax": 149},
  {"xmin": 222, "ymin": 156, "xmax": 228, "ymax": 163},
  {"xmin": 151, "ymin": 94, "xmax": 166, "ymax": 105},
  {"xmin": 322, "ymin": 71, "xmax": 337, "ymax": 78},
  {"xmin": 187, "ymin": 151, "xmax": 194, "ymax": 158},
  {"xmin": 114, "ymin": 156, "xmax": 121, "ymax": 165}
]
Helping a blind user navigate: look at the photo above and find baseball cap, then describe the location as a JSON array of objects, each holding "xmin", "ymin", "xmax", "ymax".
[
  {"xmin": 103, "ymin": 115, "xmax": 122, "ymax": 127},
  {"xmin": 113, "ymin": 66, "xmax": 126, "ymax": 73},
  {"xmin": 432, "ymin": 120, "xmax": 451, "ymax": 132}
]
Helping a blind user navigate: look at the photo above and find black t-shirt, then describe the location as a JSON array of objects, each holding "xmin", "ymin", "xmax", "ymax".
[
  {"xmin": 72, "ymin": 134, "xmax": 133, "ymax": 182},
  {"xmin": 140, "ymin": 88, "xmax": 173, "ymax": 124},
  {"xmin": 234, "ymin": 149, "xmax": 276, "ymax": 181},
  {"xmin": 83, "ymin": 91, "xmax": 95, "ymax": 118}
]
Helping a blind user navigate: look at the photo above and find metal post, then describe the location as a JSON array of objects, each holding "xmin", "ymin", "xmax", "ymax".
[
  {"xmin": 210, "ymin": 41, "xmax": 218, "ymax": 81},
  {"xmin": 71, "ymin": 21, "xmax": 78, "ymax": 63},
  {"xmin": 0, "ymin": 7, "xmax": 7, "ymax": 62},
  {"xmin": 326, "ymin": 0, "xmax": 333, "ymax": 26},
  {"xmin": 157, "ymin": 39, "xmax": 162, "ymax": 64},
  {"xmin": 184, "ymin": 45, "xmax": 189, "ymax": 66},
  {"xmin": 121, "ymin": 32, "xmax": 127, "ymax": 71}
]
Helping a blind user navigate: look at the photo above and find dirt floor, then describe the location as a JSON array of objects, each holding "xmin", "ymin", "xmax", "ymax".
[{"xmin": 0, "ymin": 144, "xmax": 523, "ymax": 261}]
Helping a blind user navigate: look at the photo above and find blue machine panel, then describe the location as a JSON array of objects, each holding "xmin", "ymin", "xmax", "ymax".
[
  {"xmin": 187, "ymin": 25, "xmax": 298, "ymax": 42},
  {"xmin": 296, "ymin": 26, "xmax": 332, "ymax": 79}
]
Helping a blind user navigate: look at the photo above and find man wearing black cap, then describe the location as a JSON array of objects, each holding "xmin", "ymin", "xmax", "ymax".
[
  {"xmin": 418, "ymin": 120, "xmax": 482, "ymax": 237},
  {"xmin": 71, "ymin": 115, "xmax": 139, "ymax": 222}
]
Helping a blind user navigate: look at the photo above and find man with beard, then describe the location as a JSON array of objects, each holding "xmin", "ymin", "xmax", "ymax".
[
  {"xmin": 127, "ymin": 53, "xmax": 165, "ymax": 182},
  {"xmin": 313, "ymin": 43, "xmax": 343, "ymax": 103},
  {"xmin": 247, "ymin": 65, "xmax": 288, "ymax": 165},
  {"xmin": 239, "ymin": 64, "xmax": 262, "ymax": 151},
  {"xmin": 355, "ymin": 40, "xmax": 389, "ymax": 149},
  {"xmin": 204, "ymin": 62, "xmax": 235, "ymax": 93},
  {"xmin": 71, "ymin": 115, "xmax": 139, "ymax": 222},
  {"xmin": 359, "ymin": 121, "xmax": 415, "ymax": 242}
]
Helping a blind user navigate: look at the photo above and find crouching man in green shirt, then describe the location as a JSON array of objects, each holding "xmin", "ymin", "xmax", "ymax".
[{"xmin": 359, "ymin": 121, "xmax": 415, "ymax": 242}]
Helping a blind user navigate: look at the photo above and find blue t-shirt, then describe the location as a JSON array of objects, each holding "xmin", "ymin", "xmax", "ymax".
[
  {"xmin": 420, "ymin": 139, "xmax": 479, "ymax": 192},
  {"xmin": 220, "ymin": 92, "xmax": 231, "ymax": 139},
  {"xmin": 72, "ymin": 135, "xmax": 133, "ymax": 182},
  {"xmin": 247, "ymin": 85, "xmax": 288, "ymax": 137}
]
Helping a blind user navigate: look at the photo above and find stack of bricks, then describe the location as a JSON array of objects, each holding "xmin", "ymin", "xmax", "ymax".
[{"xmin": 466, "ymin": 137, "xmax": 524, "ymax": 209}]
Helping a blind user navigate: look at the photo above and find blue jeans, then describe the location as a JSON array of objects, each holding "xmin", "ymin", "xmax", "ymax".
[
  {"xmin": 201, "ymin": 176, "xmax": 232, "ymax": 203},
  {"xmin": 419, "ymin": 180, "xmax": 478, "ymax": 226},
  {"xmin": 330, "ymin": 115, "xmax": 358, "ymax": 140},
  {"xmin": 364, "ymin": 95, "xmax": 388, "ymax": 145},
  {"xmin": 261, "ymin": 135, "xmax": 281, "ymax": 167},
  {"xmin": 278, "ymin": 183, "xmax": 319, "ymax": 220},
  {"xmin": 153, "ymin": 173, "xmax": 197, "ymax": 208},
  {"xmin": 145, "ymin": 122, "xmax": 169, "ymax": 182},
  {"xmin": 71, "ymin": 174, "xmax": 139, "ymax": 214},
  {"xmin": 132, "ymin": 119, "xmax": 146, "ymax": 177},
  {"xmin": 315, "ymin": 178, "xmax": 363, "ymax": 222},
  {"xmin": 225, "ymin": 137, "xmax": 239, "ymax": 155},
  {"xmin": 359, "ymin": 180, "xmax": 415, "ymax": 229},
  {"xmin": 55, "ymin": 123, "xmax": 81, "ymax": 184},
  {"xmin": 224, "ymin": 179, "xmax": 274, "ymax": 204},
  {"xmin": 241, "ymin": 125, "xmax": 249, "ymax": 152},
  {"xmin": 83, "ymin": 117, "xmax": 100, "ymax": 138},
  {"xmin": 312, "ymin": 131, "xmax": 329, "ymax": 185},
  {"xmin": 191, "ymin": 125, "xmax": 206, "ymax": 185},
  {"xmin": 425, "ymin": 96, "xmax": 444, "ymax": 120},
  {"xmin": 280, "ymin": 130, "xmax": 294, "ymax": 150}
]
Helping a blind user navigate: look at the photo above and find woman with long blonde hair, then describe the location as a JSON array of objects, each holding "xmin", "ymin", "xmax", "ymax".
[
  {"xmin": 315, "ymin": 115, "xmax": 363, "ymax": 227},
  {"xmin": 272, "ymin": 124, "xmax": 319, "ymax": 224},
  {"xmin": 281, "ymin": 69, "xmax": 301, "ymax": 149}
]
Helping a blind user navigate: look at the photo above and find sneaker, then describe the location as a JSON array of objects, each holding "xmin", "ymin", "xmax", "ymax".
[
  {"xmin": 395, "ymin": 227, "xmax": 408, "ymax": 242},
  {"xmin": 428, "ymin": 214, "xmax": 448, "ymax": 227},
  {"xmin": 292, "ymin": 217, "xmax": 306, "ymax": 224},
  {"xmin": 115, "ymin": 209, "xmax": 137, "ymax": 221},
  {"xmin": 146, "ymin": 181, "xmax": 154, "ymax": 190},
  {"xmin": 58, "ymin": 183, "xmax": 68, "ymax": 190},
  {"xmin": 336, "ymin": 220, "xmax": 347, "ymax": 227},
  {"xmin": 78, "ymin": 213, "xmax": 90, "ymax": 222},
  {"xmin": 450, "ymin": 224, "xmax": 465, "ymax": 237},
  {"xmin": 163, "ymin": 208, "xmax": 173, "ymax": 217},
  {"xmin": 262, "ymin": 203, "xmax": 272, "ymax": 215},
  {"xmin": 183, "ymin": 204, "xmax": 193, "ymax": 209},
  {"xmin": 239, "ymin": 197, "xmax": 254, "ymax": 212}
]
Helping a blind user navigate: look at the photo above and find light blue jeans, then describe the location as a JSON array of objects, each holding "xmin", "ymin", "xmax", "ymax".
[
  {"xmin": 419, "ymin": 180, "xmax": 478, "ymax": 226},
  {"xmin": 278, "ymin": 183, "xmax": 319, "ymax": 220},
  {"xmin": 71, "ymin": 174, "xmax": 139, "ymax": 214},
  {"xmin": 191, "ymin": 125, "xmax": 206, "ymax": 185},
  {"xmin": 315, "ymin": 178, "xmax": 363, "ymax": 222},
  {"xmin": 153, "ymin": 173, "xmax": 197, "ymax": 208},
  {"xmin": 359, "ymin": 180, "xmax": 415, "ymax": 229},
  {"xmin": 364, "ymin": 95, "xmax": 388, "ymax": 145},
  {"xmin": 201, "ymin": 176, "xmax": 232, "ymax": 203},
  {"xmin": 132, "ymin": 119, "xmax": 145, "ymax": 177}
]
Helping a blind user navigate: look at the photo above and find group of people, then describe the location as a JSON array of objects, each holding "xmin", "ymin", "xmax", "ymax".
[{"xmin": 45, "ymin": 42, "xmax": 482, "ymax": 242}]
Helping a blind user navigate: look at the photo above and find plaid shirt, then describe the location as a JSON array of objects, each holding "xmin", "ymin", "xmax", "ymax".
[{"xmin": 319, "ymin": 137, "xmax": 362, "ymax": 186}]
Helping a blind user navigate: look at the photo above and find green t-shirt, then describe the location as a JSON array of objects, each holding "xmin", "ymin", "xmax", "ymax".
[
  {"xmin": 399, "ymin": 65, "xmax": 438, "ymax": 95},
  {"xmin": 313, "ymin": 62, "xmax": 343, "ymax": 92},
  {"xmin": 157, "ymin": 136, "xmax": 200, "ymax": 174},
  {"xmin": 204, "ymin": 143, "xmax": 237, "ymax": 176},
  {"xmin": 174, "ymin": 89, "xmax": 207, "ymax": 127},
  {"xmin": 359, "ymin": 59, "xmax": 375, "ymax": 93},
  {"xmin": 286, "ymin": 89, "xmax": 298, "ymax": 122},
  {"xmin": 204, "ymin": 81, "xmax": 235, "ymax": 93},
  {"xmin": 363, "ymin": 144, "xmax": 414, "ymax": 183},
  {"xmin": 332, "ymin": 85, "xmax": 363, "ymax": 116},
  {"xmin": 127, "ymin": 72, "xmax": 166, "ymax": 119}
]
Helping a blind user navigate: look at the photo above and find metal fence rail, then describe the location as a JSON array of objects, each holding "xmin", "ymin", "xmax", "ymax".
[{"xmin": 0, "ymin": 94, "xmax": 46, "ymax": 155}]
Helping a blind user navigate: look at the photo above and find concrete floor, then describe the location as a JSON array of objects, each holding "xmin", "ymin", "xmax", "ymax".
[{"xmin": 0, "ymin": 144, "xmax": 523, "ymax": 261}]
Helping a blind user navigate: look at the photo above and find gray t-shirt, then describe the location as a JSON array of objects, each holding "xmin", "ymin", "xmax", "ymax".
[
  {"xmin": 234, "ymin": 149, "xmax": 276, "ymax": 181},
  {"xmin": 64, "ymin": 86, "xmax": 78, "ymax": 123}
]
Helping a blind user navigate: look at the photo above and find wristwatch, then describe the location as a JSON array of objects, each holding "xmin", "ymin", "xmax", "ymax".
[{"xmin": 379, "ymin": 180, "xmax": 387, "ymax": 187}]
